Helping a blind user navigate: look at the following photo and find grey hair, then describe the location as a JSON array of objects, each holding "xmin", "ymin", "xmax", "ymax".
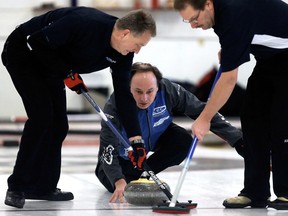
[{"xmin": 116, "ymin": 9, "xmax": 156, "ymax": 37}]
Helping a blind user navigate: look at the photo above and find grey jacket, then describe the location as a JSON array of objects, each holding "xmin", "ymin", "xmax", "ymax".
[{"xmin": 97, "ymin": 78, "xmax": 242, "ymax": 185}]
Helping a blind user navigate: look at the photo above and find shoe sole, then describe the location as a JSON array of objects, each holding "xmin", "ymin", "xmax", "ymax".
[
  {"xmin": 223, "ymin": 200, "xmax": 267, "ymax": 208},
  {"xmin": 268, "ymin": 203, "xmax": 288, "ymax": 210},
  {"xmin": 25, "ymin": 194, "xmax": 74, "ymax": 201},
  {"xmin": 223, "ymin": 200, "xmax": 250, "ymax": 208},
  {"xmin": 5, "ymin": 199, "xmax": 25, "ymax": 209}
]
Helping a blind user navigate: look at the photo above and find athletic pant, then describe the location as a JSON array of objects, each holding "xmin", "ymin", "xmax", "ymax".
[
  {"xmin": 240, "ymin": 51, "xmax": 288, "ymax": 201},
  {"xmin": 96, "ymin": 123, "xmax": 192, "ymax": 193},
  {"xmin": 1, "ymin": 27, "xmax": 68, "ymax": 194}
]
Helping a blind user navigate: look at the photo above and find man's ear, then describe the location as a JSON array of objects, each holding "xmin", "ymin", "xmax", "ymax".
[{"xmin": 121, "ymin": 29, "xmax": 131, "ymax": 38}]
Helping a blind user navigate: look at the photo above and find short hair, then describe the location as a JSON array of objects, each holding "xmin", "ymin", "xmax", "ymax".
[
  {"xmin": 174, "ymin": 0, "xmax": 207, "ymax": 10},
  {"xmin": 131, "ymin": 62, "xmax": 162, "ymax": 86},
  {"xmin": 116, "ymin": 9, "xmax": 156, "ymax": 37}
]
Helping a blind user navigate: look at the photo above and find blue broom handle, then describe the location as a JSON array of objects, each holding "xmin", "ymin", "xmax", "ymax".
[{"xmin": 170, "ymin": 66, "xmax": 222, "ymax": 207}]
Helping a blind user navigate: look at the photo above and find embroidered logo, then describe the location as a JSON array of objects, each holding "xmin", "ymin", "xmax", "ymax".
[
  {"xmin": 102, "ymin": 145, "xmax": 114, "ymax": 165},
  {"xmin": 106, "ymin": 57, "xmax": 117, "ymax": 63},
  {"xmin": 177, "ymin": 84, "xmax": 181, "ymax": 96},
  {"xmin": 153, "ymin": 105, "xmax": 166, "ymax": 117},
  {"xmin": 124, "ymin": 148, "xmax": 130, "ymax": 157},
  {"xmin": 153, "ymin": 116, "xmax": 169, "ymax": 127},
  {"xmin": 219, "ymin": 113, "xmax": 230, "ymax": 124},
  {"xmin": 105, "ymin": 113, "xmax": 114, "ymax": 120}
]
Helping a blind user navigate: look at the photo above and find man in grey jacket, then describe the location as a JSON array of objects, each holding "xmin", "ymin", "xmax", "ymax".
[{"xmin": 95, "ymin": 62, "xmax": 244, "ymax": 203}]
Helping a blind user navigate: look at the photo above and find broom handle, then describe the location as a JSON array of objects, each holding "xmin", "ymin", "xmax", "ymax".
[{"xmin": 169, "ymin": 66, "xmax": 222, "ymax": 207}]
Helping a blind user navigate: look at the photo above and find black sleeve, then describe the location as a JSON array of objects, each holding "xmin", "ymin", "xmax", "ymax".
[
  {"xmin": 110, "ymin": 55, "xmax": 141, "ymax": 138},
  {"xmin": 215, "ymin": 2, "xmax": 253, "ymax": 72}
]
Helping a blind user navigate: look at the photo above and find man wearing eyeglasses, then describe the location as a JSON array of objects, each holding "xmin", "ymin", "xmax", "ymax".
[{"xmin": 174, "ymin": 0, "xmax": 288, "ymax": 211}]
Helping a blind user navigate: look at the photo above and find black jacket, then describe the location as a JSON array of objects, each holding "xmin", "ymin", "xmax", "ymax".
[{"xmin": 18, "ymin": 6, "xmax": 141, "ymax": 137}]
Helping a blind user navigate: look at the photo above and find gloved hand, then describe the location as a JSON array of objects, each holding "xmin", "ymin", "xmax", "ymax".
[
  {"xmin": 128, "ymin": 140, "xmax": 147, "ymax": 170},
  {"xmin": 64, "ymin": 72, "xmax": 88, "ymax": 94},
  {"xmin": 234, "ymin": 138, "xmax": 245, "ymax": 158}
]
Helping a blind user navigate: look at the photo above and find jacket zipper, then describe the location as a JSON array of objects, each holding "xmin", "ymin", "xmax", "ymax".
[{"xmin": 145, "ymin": 109, "xmax": 152, "ymax": 151}]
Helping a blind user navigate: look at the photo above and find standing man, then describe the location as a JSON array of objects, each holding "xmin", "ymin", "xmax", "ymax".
[
  {"xmin": 1, "ymin": 7, "xmax": 156, "ymax": 208},
  {"xmin": 96, "ymin": 62, "xmax": 244, "ymax": 203},
  {"xmin": 174, "ymin": 0, "xmax": 288, "ymax": 210}
]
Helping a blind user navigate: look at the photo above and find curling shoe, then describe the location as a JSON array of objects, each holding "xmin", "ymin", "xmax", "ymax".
[
  {"xmin": 223, "ymin": 195, "xmax": 267, "ymax": 208},
  {"xmin": 268, "ymin": 197, "xmax": 288, "ymax": 210},
  {"xmin": 25, "ymin": 188, "xmax": 74, "ymax": 201},
  {"xmin": 5, "ymin": 190, "xmax": 25, "ymax": 208}
]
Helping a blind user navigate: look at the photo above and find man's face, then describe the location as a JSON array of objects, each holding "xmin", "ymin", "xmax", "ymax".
[
  {"xmin": 179, "ymin": 1, "xmax": 215, "ymax": 30},
  {"xmin": 130, "ymin": 71, "xmax": 158, "ymax": 109},
  {"xmin": 118, "ymin": 30, "xmax": 152, "ymax": 55}
]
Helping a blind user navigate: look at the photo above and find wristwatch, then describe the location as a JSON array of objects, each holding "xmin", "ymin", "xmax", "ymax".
[{"xmin": 130, "ymin": 139, "xmax": 144, "ymax": 145}]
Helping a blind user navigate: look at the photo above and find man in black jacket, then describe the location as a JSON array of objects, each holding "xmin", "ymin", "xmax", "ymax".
[
  {"xmin": 174, "ymin": 0, "xmax": 288, "ymax": 209},
  {"xmin": 1, "ymin": 7, "xmax": 156, "ymax": 208},
  {"xmin": 95, "ymin": 62, "xmax": 244, "ymax": 203}
]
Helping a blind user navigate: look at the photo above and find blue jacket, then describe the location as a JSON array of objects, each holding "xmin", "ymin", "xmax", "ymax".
[{"xmin": 119, "ymin": 88, "xmax": 173, "ymax": 159}]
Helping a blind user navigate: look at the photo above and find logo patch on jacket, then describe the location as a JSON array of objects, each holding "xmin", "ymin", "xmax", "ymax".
[
  {"xmin": 102, "ymin": 145, "xmax": 114, "ymax": 165},
  {"xmin": 153, "ymin": 116, "xmax": 169, "ymax": 127},
  {"xmin": 153, "ymin": 105, "xmax": 166, "ymax": 117},
  {"xmin": 106, "ymin": 57, "xmax": 117, "ymax": 63}
]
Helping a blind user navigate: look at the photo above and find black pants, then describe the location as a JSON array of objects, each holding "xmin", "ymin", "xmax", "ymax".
[
  {"xmin": 240, "ymin": 52, "xmax": 288, "ymax": 201},
  {"xmin": 96, "ymin": 123, "xmax": 192, "ymax": 193},
  {"xmin": 1, "ymin": 28, "xmax": 68, "ymax": 194}
]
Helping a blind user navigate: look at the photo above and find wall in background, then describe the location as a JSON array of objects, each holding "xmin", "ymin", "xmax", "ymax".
[{"xmin": 0, "ymin": 0, "xmax": 263, "ymax": 118}]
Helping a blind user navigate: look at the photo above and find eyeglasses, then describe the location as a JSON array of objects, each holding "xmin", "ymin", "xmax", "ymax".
[{"xmin": 183, "ymin": 10, "xmax": 201, "ymax": 24}]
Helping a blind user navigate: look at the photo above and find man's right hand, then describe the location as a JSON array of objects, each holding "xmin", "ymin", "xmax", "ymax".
[
  {"xmin": 128, "ymin": 140, "xmax": 147, "ymax": 170},
  {"xmin": 191, "ymin": 116, "xmax": 211, "ymax": 141}
]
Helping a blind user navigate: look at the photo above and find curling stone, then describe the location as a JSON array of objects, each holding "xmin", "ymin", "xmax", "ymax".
[{"xmin": 124, "ymin": 178, "xmax": 170, "ymax": 206}]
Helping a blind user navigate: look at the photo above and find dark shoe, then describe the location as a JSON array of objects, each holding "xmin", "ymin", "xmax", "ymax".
[
  {"xmin": 25, "ymin": 188, "xmax": 74, "ymax": 201},
  {"xmin": 5, "ymin": 190, "xmax": 25, "ymax": 208},
  {"xmin": 268, "ymin": 197, "xmax": 288, "ymax": 210},
  {"xmin": 223, "ymin": 195, "xmax": 267, "ymax": 208}
]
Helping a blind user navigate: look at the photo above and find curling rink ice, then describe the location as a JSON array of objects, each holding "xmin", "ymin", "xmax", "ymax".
[{"xmin": 0, "ymin": 138, "xmax": 283, "ymax": 216}]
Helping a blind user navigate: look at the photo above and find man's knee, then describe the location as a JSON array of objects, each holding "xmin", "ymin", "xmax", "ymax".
[{"xmin": 95, "ymin": 164, "xmax": 115, "ymax": 193}]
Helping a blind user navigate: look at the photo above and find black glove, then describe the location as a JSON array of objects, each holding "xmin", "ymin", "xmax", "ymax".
[
  {"xmin": 234, "ymin": 138, "xmax": 245, "ymax": 158},
  {"xmin": 64, "ymin": 72, "xmax": 88, "ymax": 94},
  {"xmin": 128, "ymin": 139, "xmax": 147, "ymax": 170}
]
